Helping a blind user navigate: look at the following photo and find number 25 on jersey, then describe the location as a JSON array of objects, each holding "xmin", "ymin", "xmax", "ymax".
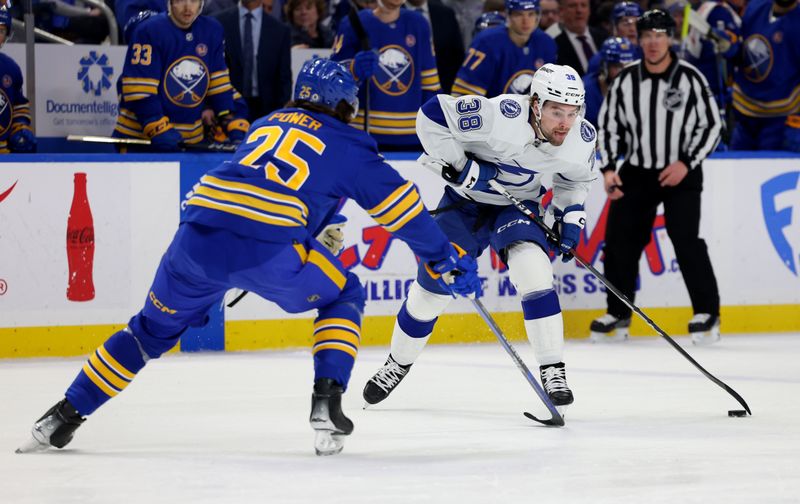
[{"xmin": 239, "ymin": 126, "xmax": 326, "ymax": 190}]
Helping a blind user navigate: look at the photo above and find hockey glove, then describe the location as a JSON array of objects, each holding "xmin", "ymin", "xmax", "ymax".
[
  {"xmin": 783, "ymin": 115, "xmax": 800, "ymax": 153},
  {"xmin": 315, "ymin": 214, "xmax": 347, "ymax": 257},
  {"xmin": 9, "ymin": 125, "xmax": 37, "ymax": 153},
  {"xmin": 426, "ymin": 243, "xmax": 483, "ymax": 298},
  {"xmin": 224, "ymin": 117, "xmax": 250, "ymax": 145},
  {"xmin": 144, "ymin": 117, "xmax": 182, "ymax": 152},
  {"xmin": 553, "ymin": 205, "xmax": 586, "ymax": 263},
  {"xmin": 441, "ymin": 158, "xmax": 498, "ymax": 192},
  {"xmin": 353, "ymin": 50, "xmax": 379, "ymax": 82}
]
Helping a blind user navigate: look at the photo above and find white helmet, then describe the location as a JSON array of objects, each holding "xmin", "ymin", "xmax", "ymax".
[{"xmin": 529, "ymin": 63, "xmax": 585, "ymax": 108}]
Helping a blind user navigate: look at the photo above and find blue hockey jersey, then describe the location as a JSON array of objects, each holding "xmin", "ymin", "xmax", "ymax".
[
  {"xmin": 452, "ymin": 25, "xmax": 557, "ymax": 98},
  {"xmin": 733, "ymin": 0, "xmax": 800, "ymax": 118},
  {"xmin": 0, "ymin": 52, "xmax": 32, "ymax": 153},
  {"xmin": 182, "ymin": 107, "xmax": 452, "ymax": 263},
  {"xmin": 113, "ymin": 13, "xmax": 235, "ymax": 144},
  {"xmin": 332, "ymin": 9, "xmax": 441, "ymax": 147},
  {"xmin": 582, "ymin": 71, "xmax": 604, "ymax": 128}
]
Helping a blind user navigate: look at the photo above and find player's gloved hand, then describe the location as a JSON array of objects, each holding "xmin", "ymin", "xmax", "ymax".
[
  {"xmin": 552, "ymin": 204, "xmax": 586, "ymax": 263},
  {"xmin": 315, "ymin": 214, "xmax": 347, "ymax": 256},
  {"xmin": 224, "ymin": 117, "xmax": 250, "ymax": 145},
  {"xmin": 710, "ymin": 26, "xmax": 737, "ymax": 55},
  {"xmin": 783, "ymin": 115, "xmax": 800, "ymax": 153},
  {"xmin": 441, "ymin": 158, "xmax": 498, "ymax": 192},
  {"xmin": 353, "ymin": 50, "xmax": 379, "ymax": 82},
  {"xmin": 144, "ymin": 117, "xmax": 182, "ymax": 152},
  {"xmin": 426, "ymin": 244, "xmax": 483, "ymax": 298},
  {"xmin": 9, "ymin": 125, "xmax": 37, "ymax": 153}
]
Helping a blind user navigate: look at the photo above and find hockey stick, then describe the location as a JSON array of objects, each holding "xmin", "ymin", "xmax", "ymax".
[
  {"xmin": 348, "ymin": 0, "xmax": 371, "ymax": 133},
  {"xmin": 66, "ymin": 135, "xmax": 239, "ymax": 152},
  {"xmin": 487, "ymin": 179, "xmax": 751, "ymax": 416},
  {"xmin": 471, "ymin": 298, "xmax": 565, "ymax": 426}
]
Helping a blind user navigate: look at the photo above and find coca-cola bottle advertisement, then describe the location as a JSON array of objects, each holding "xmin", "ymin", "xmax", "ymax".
[{"xmin": 66, "ymin": 172, "xmax": 95, "ymax": 301}]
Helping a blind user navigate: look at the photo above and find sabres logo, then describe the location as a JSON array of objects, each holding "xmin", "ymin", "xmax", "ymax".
[
  {"xmin": 504, "ymin": 70, "xmax": 534, "ymax": 95},
  {"xmin": 373, "ymin": 45, "xmax": 414, "ymax": 96},
  {"xmin": 164, "ymin": 56, "xmax": 209, "ymax": 107},
  {"xmin": 743, "ymin": 34, "xmax": 773, "ymax": 84},
  {"xmin": 0, "ymin": 90, "xmax": 12, "ymax": 136}
]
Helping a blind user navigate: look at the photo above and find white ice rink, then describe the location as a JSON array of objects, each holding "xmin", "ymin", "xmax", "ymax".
[{"xmin": 2, "ymin": 333, "xmax": 799, "ymax": 504}]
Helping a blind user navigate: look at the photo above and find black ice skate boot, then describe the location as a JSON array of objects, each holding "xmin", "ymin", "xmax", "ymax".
[
  {"xmin": 540, "ymin": 362, "xmax": 574, "ymax": 411},
  {"xmin": 589, "ymin": 314, "xmax": 632, "ymax": 343},
  {"xmin": 689, "ymin": 313, "xmax": 721, "ymax": 346},
  {"xmin": 310, "ymin": 378, "xmax": 353, "ymax": 456},
  {"xmin": 362, "ymin": 354, "xmax": 412, "ymax": 406},
  {"xmin": 16, "ymin": 398, "xmax": 86, "ymax": 453}
]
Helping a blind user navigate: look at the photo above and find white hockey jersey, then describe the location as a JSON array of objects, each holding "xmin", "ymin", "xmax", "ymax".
[{"xmin": 416, "ymin": 93, "xmax": 598, "ymax": 211}]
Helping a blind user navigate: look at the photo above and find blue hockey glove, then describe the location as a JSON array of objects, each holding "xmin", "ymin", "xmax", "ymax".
[
  {"xmin": 426, "ymin": 244, "xmax": 483, "ymax": 298},
  {"xmin": 783, "ymin": 115, "xmax": 800, "ymax": 153},
  {"xmin": 353, "ymin": 50, "xmax": 379, "ymax": 82},
  {"xmin": 553, "ymin": 205, "xmax": 586, "ymax": 263},
  {"xmin": 315, "ymin": 214, "xmax": 347, "ymax": 256},
  {"xmin": 144, "ymin": 117, "xmax": 182, "ymax": 152},
  {"xmin": 224, "ymin": 117, "xmax": 250, "ymax": 145},
  {"xmin": 441, "ymin": 158, "xmax": 498, "ymax": 192},
  {"xmin": 9, "ymin": 126, "xmax": 37, "ymax": 153}
]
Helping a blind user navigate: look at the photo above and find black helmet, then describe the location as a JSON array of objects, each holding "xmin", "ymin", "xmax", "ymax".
[{"xmin": 636, "ymin": 9, "xmax": 676, "ymax": 36}]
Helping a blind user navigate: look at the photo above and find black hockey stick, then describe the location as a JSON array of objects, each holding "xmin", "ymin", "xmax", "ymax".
[
  {"xmin": 348, "ymin": 0, "xmax": 371, "ymax": 133},
  {"xmin": 471, "ymin": 298, "xmax": 565, "ymax": 426},
  {"xmin": 226, "ymin": 289, "xmax": 248, "ymax": 308},
  {"xmin": 487, "ymin": 179, "xmax": 752, "ymax": 416}
]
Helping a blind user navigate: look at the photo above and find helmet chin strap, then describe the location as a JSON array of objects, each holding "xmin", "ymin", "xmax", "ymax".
[{"xmin": 530, "ymin": 99, "xmax": 548, "ymax": 144}]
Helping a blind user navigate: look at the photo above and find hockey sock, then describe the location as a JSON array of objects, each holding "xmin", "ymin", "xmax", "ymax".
[
  {"xmin": 389, "ymin": 282, "xmax": 451, "ymax": 365},
  {"xmin": 65, "ymin": 329, "xmax": 147, "ymax": 416},
  {"xmin": 521, "ymin": 289, "xmax": 565, "ymax": 365},
  {"xmin": 313, "ymin": 302, "xmax": 362, "ymax": 391}
]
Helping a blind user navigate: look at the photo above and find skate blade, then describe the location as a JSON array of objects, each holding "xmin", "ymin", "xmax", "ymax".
[
  {"xmin": 15, "ymin": 435, "xmax": 50, "ymax": 454},
  {"xmin": 556, "ymin": 405, "xmax": 568, "ymax": 418},
  {"xmin": 590, "ymin": 330, "xmax": 628, "ymax": 343},
  {"xmin": 314, "ymin": 431, "xmax": 345, "ymax": 456},
  {"xmin": 691, "ymin": 331, "xmax": 721, "ymax": 346}
]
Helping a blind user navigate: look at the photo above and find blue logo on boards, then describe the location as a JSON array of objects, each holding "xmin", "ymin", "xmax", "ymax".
[
  {"xmin": 761, "ymin": 171, "xmax": 800, "ymax": 275},
  {"xmin": 77, "ymin": 51, "xmax": 113, "ymax": 97},
  {"xmin": 499, "ymin": 99, "xmax": 521, "ymax": 118},
  {"xmin": 580, "ymin": 122, "xmax": 595, "ymax": 142}
]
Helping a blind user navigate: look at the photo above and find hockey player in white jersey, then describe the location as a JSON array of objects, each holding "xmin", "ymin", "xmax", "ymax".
[{"xmin": 363, "ymin": 63, "xmax": 598, "ymax": 410}]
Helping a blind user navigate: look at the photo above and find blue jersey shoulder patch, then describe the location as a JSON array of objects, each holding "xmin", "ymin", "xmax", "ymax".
[
  {"xmin": 499, "ymin": 99, "xmax": 522, "ymax": 118},
  {"xmin": 580, "ymin": 122, "xmax": 596, "ymax": 142}
]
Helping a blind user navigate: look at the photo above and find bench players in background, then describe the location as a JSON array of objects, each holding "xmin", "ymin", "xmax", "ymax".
[
  {"xmin": 16, "ymin": 58, "xmax": 481, "ymax": 457},
  {"xmin": 0, "ymin": 8, "xmax": 36, "ymax": 153},
  {"xmin": 332, "ymin": 0, "xmax": 441, "ymax": 151},
  {"xmin": 582, "ymin": 36, "xmax": 636, "ymax": 128},
  {"xmin": 113, "ymin": 0, "xmax": 250, "ymax": 152},
  {"xmin": 363, "ymin": 63, "xmax": 598, "ymax": 412},
  {"xmin": 452, "ymin": 0, "xmax": 557, "ymax": 98}
]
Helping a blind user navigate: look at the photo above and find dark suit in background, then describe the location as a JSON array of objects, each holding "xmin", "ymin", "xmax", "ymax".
[
  {"xmin": 554, "ymin": 26, "xmax": 606, "ymax": 76},
  {"xmin": 215, "ymin": 6, "xmax": 292, "ymax": 121},
  {"xmin": 428, "ymin": 0, "xmax": 464, "ymax": 95}
]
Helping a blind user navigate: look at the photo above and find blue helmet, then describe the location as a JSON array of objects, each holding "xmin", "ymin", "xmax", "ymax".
[
  {"xmin": 505, "ymin": 0, "xmax": 540, "ymax": 12},
  {"xmin": 600, "ymin": 37, "xmax": 636, "ymax": 68},
  {"xmin": 294, "ymin": 58, "xmax": 359, "ymax": 117},
  {"xmin": 474, "ymin": 11, "xmax": 506, "ymax": 33},
  {"xmin": 611, "ymin": 1, "xmax": 642, "ymax": 24}
]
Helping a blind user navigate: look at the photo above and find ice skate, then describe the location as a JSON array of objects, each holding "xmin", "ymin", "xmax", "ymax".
[
  {"xmin": 540, "ymin": 362, "xmax": 573, "ymax": 415},
  {"xmin": 589, "ymin": 314, "xmax": 631, "ymax": 343},
  {"xmin": 309, "ymin": 378, "xmax": 353, "ymax": 456},
  {"xmin": 362, "ymin": 354, "xmax": 412, "ymax": 407},
  {"xmin": 689, "ymin": 314, "xmax": 721, "ymax": 346},
  {"xmin": 16, "ymin": 398, "xmax": 85, "ymax": 454}
]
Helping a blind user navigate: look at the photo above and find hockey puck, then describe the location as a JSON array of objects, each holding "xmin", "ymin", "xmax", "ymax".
[{"xmin": 728, "ymin": 410, "xmax": 747, "ymax": 417}]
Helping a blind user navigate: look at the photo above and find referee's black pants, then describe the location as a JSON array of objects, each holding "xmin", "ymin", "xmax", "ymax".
[{"xmin": 602, "ymin": 165, "xmax": 720, "ymax": 320}]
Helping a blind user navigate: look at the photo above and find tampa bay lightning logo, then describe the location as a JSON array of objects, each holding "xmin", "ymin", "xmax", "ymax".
[
  {"xmin": 503, "ymin": 70, "xmax": 534, "ymax": 95},
  {"xmin": 374, "ymin": 45, "xmax": 414, "ymax": 96},
  {"xmin": 762, "ymin": 172, "xmax": 800, "ymax": 275},
  {"xmin": 743, "ymin": 34, "xmax": 773, "ymax": 83},
  {"xmin": 77, "ymin": 51, "xmax": 114, "ymax": 97},
  {"xmin": 499, "ymin": 99, "xmax": 521, "ymax": 118},
  {"xmin": 0, "ymin": 89, "xmax": 11, "ymax": 136},
  {"xmin": 165, "ymin": 56, "xmax": 209, "ymax": 107},
  {"xmin": 580, "ymin": 122, "xmax": 595, "ymax": 142}
]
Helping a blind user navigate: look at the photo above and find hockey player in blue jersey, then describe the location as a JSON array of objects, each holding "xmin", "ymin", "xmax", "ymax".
[
  {"xmin": 473, "ymin": 10, "xmax": 506, "ymax": 36},
  {"xmin": 731, "ymin": 0, "xmax": 800, "ymax": 151},
  {"xmin": 453, "ymin": 0, "xmax": 557, "ymax": 98},
  {"xmin": 332, "ymin": 0, "xmax": 441, "ymax": 150},
  {"xmin": 113, "ymin": 0, "xmax": 250, "ymax": 151},
  {"xmin": 16, "ymin": 58, "xmax": 481, "ymax": 457},
  {"xmin": 363, "ymin": 64, "xmax": 597, "ymax": 411},
  {"xmin": 0, "ymin": 8, "xmax": 36, "ymax": 153},
  {"xmin": 585, "ymin": 2, "xmax": 642, "ymax": 77},
  {"xmin": 583, "ymin": 37, "xmax": 636, "ymax": 127}
]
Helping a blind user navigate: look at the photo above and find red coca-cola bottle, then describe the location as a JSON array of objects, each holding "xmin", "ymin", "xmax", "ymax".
[{"xmin": 66, "ymin": 172, "xmax": 95, "ymax": 301}]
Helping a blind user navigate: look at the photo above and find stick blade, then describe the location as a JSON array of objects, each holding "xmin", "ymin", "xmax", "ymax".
[{"xmin": 523, "ymin": 411, "xmax": 565, "ymax": 427}]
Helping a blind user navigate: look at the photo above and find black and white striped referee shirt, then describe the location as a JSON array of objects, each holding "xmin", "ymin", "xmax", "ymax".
[{"xmin": 598, "ymin": 53, "xmax": 721, "ymax": 172}]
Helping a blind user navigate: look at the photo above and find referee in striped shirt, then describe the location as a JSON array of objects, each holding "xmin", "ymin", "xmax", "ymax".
[{"xmin": 592, "ymin": 9, "xmax": 723, "ymax": 345}]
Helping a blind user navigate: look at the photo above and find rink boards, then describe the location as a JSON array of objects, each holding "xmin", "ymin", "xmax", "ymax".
[{"xmin": 0, "ymin": 152, "xmax": 798, "ymax": 357}]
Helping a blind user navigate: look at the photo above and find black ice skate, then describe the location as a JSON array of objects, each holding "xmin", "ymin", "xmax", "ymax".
[
  {"xmin": 689, "ymin": 313, "xmax": 721, "ymax": 346},
  {"xmin": 310, "ymin": 378, "xmax": 353, "ymax": 456},
  {"xmin": 589, "ymin": 314, "xmax": 632, "ymax": 343},
  {"xmin": 362, "ymin": 354, "xmax": 411, "ymax": 406},
  {"xmin": 16, "ymin": 398, "xmax": 85, "ymax": 454},
  {"xmin": 540, "ymin": 362, "xmax": 574, "ymax": 411}
]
